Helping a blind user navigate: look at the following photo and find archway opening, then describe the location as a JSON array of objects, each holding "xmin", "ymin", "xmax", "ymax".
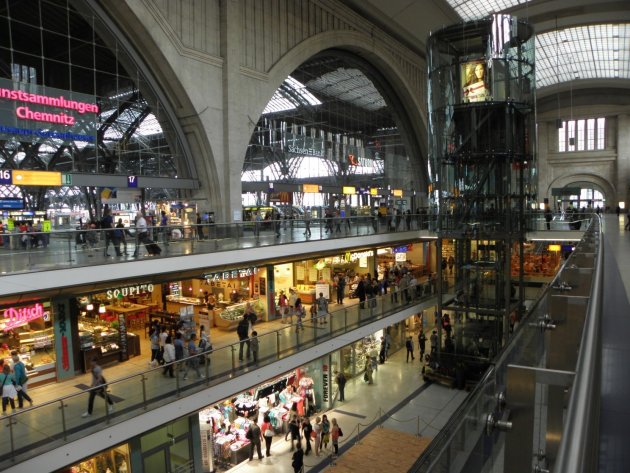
[
  {"xmin": 242, "ymin": 51, "xmax": 424, "ymax": 218},
  {"xmin": 557, "ymin": 182, "xmax": 606, "ymax": 211}
]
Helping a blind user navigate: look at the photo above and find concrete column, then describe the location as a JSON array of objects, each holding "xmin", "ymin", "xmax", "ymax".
[
  {"xmin": 616, "ymin": 114, "xmax": 630, "ymax": 206},
  {"xmin": 220, "ymin": 0, "xmax": 247, "ymax": 222}
]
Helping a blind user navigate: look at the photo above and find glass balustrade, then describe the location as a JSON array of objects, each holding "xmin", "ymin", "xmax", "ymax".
[
  {"xmin": 0, "ymin": 214, "xmax": 436, "ymax": 277},
  {"xmin": 408, "ymin": 217, "xmax": 601, "ymax": 473}
]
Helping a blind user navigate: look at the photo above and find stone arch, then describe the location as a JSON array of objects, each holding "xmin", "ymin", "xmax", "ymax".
[
  {"xmin": 239, "ymin": 29, "xmax": 429, "ymax": 187},
  {"xmin": 546, "ymin": 173, "xmax": 616, "ymax": 202},
  {"xmin": 91, "ymin": 0, "xmax": 222, "ymax": 210}
]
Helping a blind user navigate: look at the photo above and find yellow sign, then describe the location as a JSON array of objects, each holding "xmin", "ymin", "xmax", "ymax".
[
  {"xmin": 12, "ymin": 170, "xmax": 61, "ymax": 186},
  {"xmin": 548, "ymin": 244, "xmax": 561, "ymax": 252},
  {"xmin": 393, "ymin": 189, "xmax": 403, "ymax": 197},
  {"xmin": 42, "ymin": 220, "xmax": 52, "ymax": 232},
  {"xmin": 303, "ymin": 184, "xmax": 319, "ymax": 193},
  {"xmin": 342, "ymin": 186, "xmax": 356, "ymax": 195},
  {"xmin": 370, "ymin": 188, "xmax": 378, "ymax": 196}
]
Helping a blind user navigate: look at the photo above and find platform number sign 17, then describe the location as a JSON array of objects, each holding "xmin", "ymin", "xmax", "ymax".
[
  {"xmin": 127, "ymin": 175, "xmax": 138, "ymax": 188},
  {"xmin": 0, "ymin": 169, "xmax": 12, "ymax": 185}
]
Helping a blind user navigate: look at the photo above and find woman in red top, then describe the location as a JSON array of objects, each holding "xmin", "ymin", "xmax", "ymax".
[{"xmin": 261, "ymin": 414, "xmax": 274, "ymax": 457}]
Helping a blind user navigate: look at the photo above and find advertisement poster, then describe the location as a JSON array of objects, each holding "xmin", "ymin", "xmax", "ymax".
[{"xmin": 461, "ymin": 61, "xmax": 489, "ymax": 102}]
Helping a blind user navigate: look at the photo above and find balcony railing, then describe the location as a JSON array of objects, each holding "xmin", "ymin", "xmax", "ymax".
[
  {"xmin": 0, "ymin": 287, "xmax": 436, "ymax": 469},
  {"xmin": 408, "ymin": 215, "xmax": 601, "ymax": 473},
  {"xmin": 0, "ymin": 213, "xmax": 435, "ymax": 277}
]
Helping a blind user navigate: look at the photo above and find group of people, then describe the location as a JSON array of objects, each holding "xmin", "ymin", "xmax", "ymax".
[
  {"xmin": 148, "ymin": 321, "xmax": 212, "ymax": 380},
  {"xmin": 245, "ymin": 411, "xmax": 343, "ymax": 472},
  {"xmin": 277, "ymin": 289, "xmax": 330, "ymax": 329},
  {"xmin": 236, "ymin": 303, "xmax": 260, "ymax": 361},
  {"xmin": 1, "ymin": 352, "xmax": 33, "ymax": 415}
]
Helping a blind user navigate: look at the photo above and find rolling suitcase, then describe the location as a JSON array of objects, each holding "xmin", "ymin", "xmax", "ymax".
[{"xmin": 145, "ymin": 240, "xmax": 162, "ymax": 255}]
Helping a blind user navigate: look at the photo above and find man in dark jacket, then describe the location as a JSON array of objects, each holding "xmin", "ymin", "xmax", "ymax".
[
  {"xmin": 405, "ymin": 336, "xmax": 415, "ymax": 362},
  {"xmin": 356, "ymin": 276, "xmax": 366, "ymax": 309},
  {"xmin": 237, "ymin": 318, "xmax": 250, "ymax": 361},
  {"xmin": 335, "ymin": 370, "xmax": 347, "ymax": 401}
]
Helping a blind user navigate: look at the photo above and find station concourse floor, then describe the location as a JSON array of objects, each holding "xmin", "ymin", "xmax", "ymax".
[{"xmin": 23, "ymin": 297, "xmax": 467, "ymax": 472}]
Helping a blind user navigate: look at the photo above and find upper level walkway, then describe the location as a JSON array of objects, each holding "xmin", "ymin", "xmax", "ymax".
[{"xmin": 0, "ymin": 213, "xmax": 586, "ymax": 298}]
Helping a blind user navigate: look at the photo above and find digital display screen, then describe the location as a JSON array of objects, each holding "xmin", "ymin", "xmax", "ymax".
[{"xmin": 461, "ymin": 61, "xmax": 489, "ymax": 103}]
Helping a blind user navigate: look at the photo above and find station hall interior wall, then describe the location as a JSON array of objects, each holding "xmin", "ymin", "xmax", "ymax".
[{"xmin": 99, "ymin": 0, "xmax": 428, "ymax": 222}]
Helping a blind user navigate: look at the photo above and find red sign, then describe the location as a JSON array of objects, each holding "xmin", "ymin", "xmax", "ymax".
[{"xmin": 2, "ymin": 303, "xmax": 46, "ymax": 331}]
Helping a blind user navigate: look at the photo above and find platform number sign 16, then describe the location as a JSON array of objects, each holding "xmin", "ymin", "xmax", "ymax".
[
  {"xmin": 127, "ymin": 175, "xmax": 138, "ymax": 188},
  {"xmin": 0, "ymin": 169, "xmax": 12, "ymax": 185}
]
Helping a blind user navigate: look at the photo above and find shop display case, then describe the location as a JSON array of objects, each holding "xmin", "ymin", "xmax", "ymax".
[
  {"xmin": 78, "ymin": 320, "xmax": 140, "ymax": 372},
  {"xmin": 214, "ymin": 300, "xmax": 264, "ymax": 329}
]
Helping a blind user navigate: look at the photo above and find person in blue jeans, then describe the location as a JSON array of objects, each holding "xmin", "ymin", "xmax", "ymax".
[
  {"xmin": 11, "ymin": 352, "xmax": 33, "ymax": 408},
  {"xmin": 183, "ymin": 334, "xmax": 204, "ymax": 380}
]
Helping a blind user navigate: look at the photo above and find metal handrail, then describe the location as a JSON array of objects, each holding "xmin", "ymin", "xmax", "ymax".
[
  {"xmin": 553, "ymin": 215, "xmax": 602, "ymax": 472},
  {"xmin": 408, "ymin": 215, "xmax": 600, "ymax": 472}
]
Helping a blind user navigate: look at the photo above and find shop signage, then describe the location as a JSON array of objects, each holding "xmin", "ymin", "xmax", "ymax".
[
  {"xmin": 55, "ymin": 300, "xmax": 71, "ymax": 373},
  {"xmin": 395, "ymin": 252, "xmax": 407, "ymax": 262},
  {"xmin": 302, "ymin": 184, "xmax": 319, "ymax": 193},
  {"xmin": 393, "ymin": 189, "xmax": 403, "ymax": 197},
  {"xmin": 203, "ymin": 267, "xmax": 258, "ymax": 281},
  {"xmin": 106, "ymin": 283, "xmax": 155, "ymax": 300},
  {"xmin": 118, "ymin": 313, "xmax": 128, "ymax": 361},
  {"xmin": 342, "ymin": 186, "xmax": 356, "ymax": 195},
  {"xmin": 288, "ymin": 145, "xmax": 323, "ymax": 157},
  {"xmin": 393, "ymin": 244, "xmax": 413, "ymax": 253},
  {"xmin": 2, "ymin": 303, "xmax": 47, "ymax": 331},
  {"xmin": 0, "ymin": 78, "xmax": 98, "ymax": 143},
  {"xmin": 330, "ymin": 250, "xmax": 373, "ymax": 265},
  {"xmin": 322, "ymin": 364, "xmax": 329, "ymax": 403}
]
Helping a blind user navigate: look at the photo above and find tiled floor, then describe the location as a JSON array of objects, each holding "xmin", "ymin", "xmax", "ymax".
[{"xmin": 599, "ymin": 214, "xmax": 630, "ymax": 473}]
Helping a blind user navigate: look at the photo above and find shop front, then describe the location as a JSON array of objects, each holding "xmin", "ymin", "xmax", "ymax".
[
  {"xmin": 199, "ymin": 266, "xmax": 269, "ymax": 328},
  {"xmin": 198, "ymin": 364, "xmax": 321, "ymax": 472},
  {"xmin": 55, "ymin": 444, "xmax": 131, "ymax": 473},
  {"xmin": 0, "ymin": 300, "xmax": 57, "ymax": 387}
]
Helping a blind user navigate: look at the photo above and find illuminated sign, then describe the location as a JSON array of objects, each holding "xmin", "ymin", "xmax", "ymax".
[
  {"xmin": 106, "ymin": 283, "xmax": 155, "ymax": 300},
  {"xmin": 0, "ymin": 169, "xmax": 11, "ymax": 185},
  {"xmin": 303, "ymin": 184, "xmax": 319, "ymax": 193},
  {"xmin": 0, "ymin": 78, "xmax": 98, "ymax": 143},
  {"xmin": 12, "ymin": 170, "xmax": 62, "ymax": 186},
  {"xmin": 204, "ymin": 266, "xmax": 258, "ymax": 281},
  {"xmin": 370, "ymin": 188, "xmax": 379, "ymax": 196},
  {"xmin": 461, "ymin": 60, "xmax": 489, "ymax": 103},
  {"xmin": 342, "ymin": 186, "xmax": 356, "ymax": 195},
  {"xmin": 287, "ymin": 145, "xmax": 323, "ymax": 157},
  {"xmin": 393, "ymin": 244, "xmax": 413, "ymax": 253},
  {"xmin": 0, "ymin": 198, "xmax": 23, "ymax": 209},
  {"xmin": 2, "ymin": 303, "xmax": 47, "ymax": 331},
  {"xmin": 548, "ymin": 244, "xmax": 561, "ymax": 252},
  {"xmin": 322, "ymin": 364, "xmax": 329, "ymax": 403},
  {"xmin": 393, "ymin": 189, "xmax": 403, "ymax": 197},
  {"xmin": 395, "ymin": 252, "xmax": 407, "ymax": 262}
]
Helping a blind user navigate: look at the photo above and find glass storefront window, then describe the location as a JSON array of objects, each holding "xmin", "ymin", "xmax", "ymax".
[{"xmin": 57, "ymin": 444, "xmax": 131, "ymax": 473}]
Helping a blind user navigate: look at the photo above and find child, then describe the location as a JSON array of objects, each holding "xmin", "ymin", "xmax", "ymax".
[{"xmin": 250, "ymin": 331, "xmax": 259, "ymax": 363}]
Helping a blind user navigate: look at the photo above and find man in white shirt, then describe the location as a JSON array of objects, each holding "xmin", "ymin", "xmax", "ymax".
[{"xmin": 133, "ymin": 212, "xmax": 148, "ymax": 257}]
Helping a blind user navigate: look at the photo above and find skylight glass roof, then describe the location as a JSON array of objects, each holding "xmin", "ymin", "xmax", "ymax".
[
  {"xmin": 262, "ymin": 75, "xmax": 322, "ymax": 114},
  {"xmin": 536, "ymin": 24, "xmax": 630, "ymax": 88},
  {"xmin": 446, "ymin": 0, "xmax": 530, "ymax": 22},
  {"xmin": 306, "ymin": 68, "xmax": 386, "ymax": 111}
]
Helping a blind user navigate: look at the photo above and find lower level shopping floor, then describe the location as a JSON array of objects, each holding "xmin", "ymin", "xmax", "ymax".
[{"xmin": 51, "ymin": 329, "xmax": 468, "ymax": 473}]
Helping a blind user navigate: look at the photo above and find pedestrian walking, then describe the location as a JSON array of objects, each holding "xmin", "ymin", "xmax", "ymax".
[
  {"xmin": 331, "ymin": 418, "xmax": 342, "ymax": 454},
  {"xmin": 302, "ymin": 417, "xmax": 313, "ymax": 455},
  {"xmin": 81, "ymin": 358, "xmax": 114, "ymax": 417},
  {"xmin": 247, "ymin": 418, "xmax": 264, "ymax": 461},
  {"xmin": 364, "ymin": 358, "xmax": 374, "ymax": 384},
  {"xmin": 261, "ymin": 414, "xmax": 274, "ymax": 456},
  {"xmin": 419, "ymin": 331, "xmax": 427, "ymax": 360},
  {"xmin": 250, "ymin": 331, "xmax": 259, "ymax": 363},
  {"xmin": 406, "ymin": 336, "xmax": 415, "ymax": 362},
  {"xmin": 183, "ymin": 334, "xmax": 204, "ymax": 380},
  {"xmin": 1, "ymin": 364, "xmax": 17, "ymax": 414},
  {"xmin": 430, "ymin": 330, "xmax": 438, "ymax": 354},
  {"xmin": 292, "ymin": 443, "xmax": 304, "ymax": 473},
  {"xmin": 335, "ymin": 370, "xmax": 346, "ymax": 401},
  {"xmin": 237, "ymin": 316, "xmax": 251, "ymax": 361},
  {"xmin": 162, "ymin": 335, "xmax": 176, "ymax": 377},
  {"xmin": 295, "ymin": 298, "xmax": 305, "ymax": 332},
  {"xmin": 288, "ymin": 414, "xmax": 301, "ymax": 451},
  {"xmin": 316, "ymin": 292, "xmax": 328, "ymax": 324},
  {"xmin": 303, "ymin": 210, "xmax": 312, "ymax": 237},
  {"xmin": 11, "ymin": 352, "xmax": 33, "ymax": 408},
  {"xmin": 313, "ymin": 416, "xmax": 323, "ymax": 456}
]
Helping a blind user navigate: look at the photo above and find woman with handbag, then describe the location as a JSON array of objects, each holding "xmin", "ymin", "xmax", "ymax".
[
  {"xmin": 1, "ymin": 364, "xmax": 17, "ymax": 414},
  {"xmin": 11, "ymin": 352, "xmax": 33, "ymax": 408},
  {"xmin": 261, "ymin": 414, "xmax": 274, "ymax": 457}
]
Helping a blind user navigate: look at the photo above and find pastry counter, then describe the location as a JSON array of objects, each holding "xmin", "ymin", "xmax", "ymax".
[
  {"xmin": 165, "ymin": 295, "xmax": 205, "ymax": 317},
  {"xmin": 294, "ymin": 284, "xmax": 316, "ymax": 304}
]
